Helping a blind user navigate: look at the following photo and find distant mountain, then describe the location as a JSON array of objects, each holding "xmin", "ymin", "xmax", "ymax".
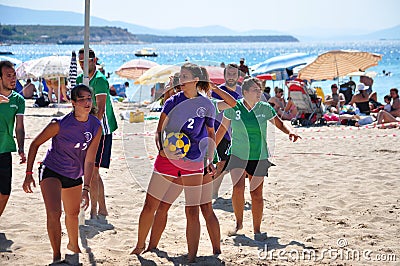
[
  {"xmin": 0, "ymin": 4, "xmax": 288, "ymax": 37},
  {"xmin": 0, "ymin": 4, "xmax": 398, "ymax": 40},
  {"xmin": 362, "ymin": 24, "xmax": 400, "ymax": 40}
]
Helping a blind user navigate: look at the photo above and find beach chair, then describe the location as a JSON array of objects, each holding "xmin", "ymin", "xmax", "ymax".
[{"xmin": 287, "ymin": 79, "xmax": 324, "ymax": 126}]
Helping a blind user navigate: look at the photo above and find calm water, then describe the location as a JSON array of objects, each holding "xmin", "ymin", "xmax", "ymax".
[{"xmin": 5, "ymin": 41, "xmax": 400, "ymax": 102}]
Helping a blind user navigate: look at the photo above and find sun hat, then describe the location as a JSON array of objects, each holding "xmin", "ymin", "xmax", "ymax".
[{"xmin": 357, "ymin": 83, "xmax": 369, "ymax": 91}]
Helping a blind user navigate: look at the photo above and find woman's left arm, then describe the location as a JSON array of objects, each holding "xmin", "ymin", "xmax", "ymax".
[
  {"xmin": 272, "ymin": 116, "xmax": 301, "ymax": 142},
  {"xmin": 81, "ymin": 127, "xmax": 102, "ymax": 210}
]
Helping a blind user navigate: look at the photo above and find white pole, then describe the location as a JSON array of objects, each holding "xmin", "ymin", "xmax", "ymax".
[{"xmin": 83, "ymin": 0, "xmax": 90, "ymax": 86}]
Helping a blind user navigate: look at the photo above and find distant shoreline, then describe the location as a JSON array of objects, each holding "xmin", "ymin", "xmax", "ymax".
[{"xmin": 0, "ymin": 25, "xmax": 299, "ymax": 44}]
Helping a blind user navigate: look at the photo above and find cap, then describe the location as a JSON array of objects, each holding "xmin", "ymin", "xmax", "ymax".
[{"xmin": 240, "ymin": 58, "xmax": 245, "ymax": 62}]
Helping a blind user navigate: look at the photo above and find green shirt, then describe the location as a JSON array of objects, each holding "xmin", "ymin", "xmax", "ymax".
[
  {"xmin": 76, "ymin": 71, "xmax": 118, "ymax": 134},
  {"xmin": 0, "ymin": 91, "xmax": 25, "ymax": 153},
  {"xmin": 224, "ymin": 99, "xmax": 276, "ymax": 160}
]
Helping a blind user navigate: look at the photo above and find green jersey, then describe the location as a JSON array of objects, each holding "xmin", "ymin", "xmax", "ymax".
[
  {"xmin": 0, "ymin": 91, "xmax": 25, "ymax": 153},
  {"xmin": 76, "ymin": 71, "xmax": 117, "ymax": 135},
  {"xmin": 224, "ymin": 99, "xmax": 276, "ymax": 160}
]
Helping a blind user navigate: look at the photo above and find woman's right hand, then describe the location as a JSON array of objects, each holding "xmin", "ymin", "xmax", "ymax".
[
  {"xmin": 159, "ymin": 148, "xmax": 183, "ymax": 160},
  {"xmin": 22, "ymin": 174, "xmax": 36, "ymax": 193}
]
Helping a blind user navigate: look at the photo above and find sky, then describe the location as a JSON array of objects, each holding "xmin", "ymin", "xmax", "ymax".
[{"xmin": 1, "ymin": 0, "xmax": 399, "ymax": 34}]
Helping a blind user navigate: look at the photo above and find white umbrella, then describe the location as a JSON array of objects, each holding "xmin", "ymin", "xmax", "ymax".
[
  {"xmin": 298, "ymin": 50, "xmax": 382, "ymax": 81},
  {"xmin": 24, "ymin": 55, "xmax": 71, "ymax": 79},
  {"xmin": 134, "ymin": 65, "xmax": 180, "ymax": 85}
]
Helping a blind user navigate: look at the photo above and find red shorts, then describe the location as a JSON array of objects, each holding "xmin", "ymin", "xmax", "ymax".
[{"xmin": 153, "ymin": 155, "xmax": 203, "ymax": 178}]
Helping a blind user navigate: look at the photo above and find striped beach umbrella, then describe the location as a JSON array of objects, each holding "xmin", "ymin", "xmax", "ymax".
[{"xmin": 68, "ymin": 51, "xmax": 78, "ymax": 88}]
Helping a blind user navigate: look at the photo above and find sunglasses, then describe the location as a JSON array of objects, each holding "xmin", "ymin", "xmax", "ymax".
[{"xmin": 78, "ymin": 58, "xmax": 94, "ymax": 63}]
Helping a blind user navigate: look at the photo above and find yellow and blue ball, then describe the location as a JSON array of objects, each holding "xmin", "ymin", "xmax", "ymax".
[{"xmin": 163, "ymin": 132, "xmax": 191, "ymax": 158}]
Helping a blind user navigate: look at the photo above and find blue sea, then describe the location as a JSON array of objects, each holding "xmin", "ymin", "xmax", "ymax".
[{"xmin": 4, "ymin": 40, "xmax": 400, "ymax": 102}]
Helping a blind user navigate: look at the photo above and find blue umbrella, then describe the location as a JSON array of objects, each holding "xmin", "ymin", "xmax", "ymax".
[{"xmin": 250, "ymin": 53, "xmax": 316, "ymax": 79}]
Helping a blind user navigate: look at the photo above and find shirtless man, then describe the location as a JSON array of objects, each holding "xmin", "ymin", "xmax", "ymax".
[{"xmin": 325, "ymin": 84, "xmax": 345, "ymax": 113}]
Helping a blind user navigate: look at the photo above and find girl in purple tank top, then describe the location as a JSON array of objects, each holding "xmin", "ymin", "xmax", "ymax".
[
  {"xmin": 132, "ymin": 63, "xmax": 237, "ymax": 262},
  {"xmin": 22, "ymin": 85, "xmax": 102, "ymax": 264}
]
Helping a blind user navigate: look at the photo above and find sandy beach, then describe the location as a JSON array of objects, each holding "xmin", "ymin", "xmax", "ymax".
[{"xmin": 1, "ymin": 100, "xmax": 399, "ymax": 265}]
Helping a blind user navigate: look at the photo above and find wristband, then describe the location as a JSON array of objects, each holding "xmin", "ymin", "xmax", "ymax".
[{"xmin": 26, "ymin": 171, "xmax": 33, "ymax": 175}]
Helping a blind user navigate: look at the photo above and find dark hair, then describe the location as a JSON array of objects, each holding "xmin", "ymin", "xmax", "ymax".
[
  {"xmin": 223, "ymin": 63, "xmax": 239, "ymax": 77},
  {"xmin": 390, "ymin": 88, "xmax": 398, "ymax": 98},
  {"xmin": 384, "ymin": 95, "xmax": 391, "ymax": 101},
  {"xmin": 70, "ymin": 84, "xmax": 97, "ymax": 114},
  {"xmin": 241, "ymin": 77, "xmax": 261, "ymax": 94},
  {"xmin": 197, "ymin": 66, "xmax": 210, "ymax": 93},
  {"xmin": 274, "ymin": 87, "xmax": 284, "ymax": 94},
  {"xmin": 124, "ymin": 81, "xmax": 129, "ymax": 87},
  {"xmin": 78, "ymin": 48, "xmax": 96, "ymax": 59},
  {"xmin": 264, "ymin": 86, "xmax": 271, "ymax": 93},
  {"xmin": 331, "ymin": 84, "xmax": 338, "ymax": 89},
  {"xmin": 0, "ymin": 60, "xmax": 15, "ymax": 77}
]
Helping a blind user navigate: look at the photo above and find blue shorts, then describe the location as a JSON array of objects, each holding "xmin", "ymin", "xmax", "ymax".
[
  {"xmin": 0, "ymin": 152, "xmax": 12, "ymax": 195},
  {"xmin": 39, "ymin": 164, "xmax": 83, "ymax": 188},
  {"xmin": 96, "ymin": 134, "xmax": 112, "ymax": 168}
]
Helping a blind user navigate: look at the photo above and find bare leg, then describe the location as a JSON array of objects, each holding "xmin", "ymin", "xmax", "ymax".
[
  {"xmin": 40, "ymin": 178, "xmax": 63, "ymax": 262},
  {"xmin": 0, "ymin": 194, "xmax": 10, "ymax": 217},
  {"xmin": 90, "ymin": 167, "xmax": 108, "ymax": 217},
  {"xmin": 147, "ymin": 179, "xmax": 183, "ymax": 251},
  {"xmin": 229, "ymin": 169, "xmax": 246, "ymax": 235},
  {"xmin": 131, "ymin": 172, "xmax": 176, "ymax": 255},
  {"xmin": 249, "ymin": 176, "xmax": 264, "ymax": 234},
  {"xmin": 377, "ymin": 110, "xmax": 398, "ymax": 124},
  {"xmin": 146, "ymin": 202, "xmax": 172, "ymax": 251},
  {"xmin": 212, "ymin": 160, "xmax": 227, "ymax": 198},
  {"xmin": 200, "ymin": 173, "xmax": 221, "ymax": 254},
  {"xmin": 200, "ymin": 203, "xmax": 221, "ymax": 254},
  {"xmin": 62, "ymin": 185, "xmax": 82, "ymax": 254},
  {"xmin": 131, "ymin": 194, "xmax": 161, "ymax": 254},
  {"xmin": 182, "ymin": 174, "xmax": 203, "ymax": 263}
]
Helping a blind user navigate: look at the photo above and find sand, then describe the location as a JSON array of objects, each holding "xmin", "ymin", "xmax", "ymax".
[{"xmin": 1, "ymin": 100, "xmax": 399, "ymax": 265}]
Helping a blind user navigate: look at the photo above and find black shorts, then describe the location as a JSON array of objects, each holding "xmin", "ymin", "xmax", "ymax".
[
  {"xmin": 0, "ymin": 152, "xmax": 12, "ymax": 195},
  {"xmin": 39, "ymin": 164, "xmax": 83, "ymax": 188},
  {"xmin": 216, "ymin": 137, "xmax": 231, "ymax": 161},
  {"xmin": 225, "ymin": 155, "xmax": 273, "ymax": 177},
  {"xmin": 96, "ymin": 134, "xmax": 112, "ymax": 168}
]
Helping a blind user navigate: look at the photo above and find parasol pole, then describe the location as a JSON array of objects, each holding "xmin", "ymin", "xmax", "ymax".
[
  {"xmin": 334, "ymin": 55, "xmax": 342, "ymax": 125},
  {"xmin": 83, "ymin": 0, "xmax": 90, "ymax": 86}
]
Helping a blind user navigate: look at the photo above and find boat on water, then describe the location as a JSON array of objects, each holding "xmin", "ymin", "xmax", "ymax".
[
  {"xmin": 0, "ymin": 51, "xmax": 13, "ymax": 55},
  {"xmin": 135, "ymin": 48, "xmax": 158, "ymax": 57}
]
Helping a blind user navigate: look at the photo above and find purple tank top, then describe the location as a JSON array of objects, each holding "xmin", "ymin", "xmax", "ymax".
[
  {"xmin": 162, "ymin": 92, "xmax": 215, "ymax": 161},
  {"xmin": 43, "ymin": 112, "xmax": 101, "ymax": 179}
]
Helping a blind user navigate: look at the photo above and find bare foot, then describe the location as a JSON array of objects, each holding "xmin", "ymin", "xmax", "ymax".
[
  {"xmin": 67, "ymin": 243, "xmax": 81, "ymax": 254},
  {"xmin": 227, "ymin": 224, "xmax": 243, "ymax": 236},
  {"xmin": 131, "ymin": 246, "xmax": 146, "ymax": 255}
]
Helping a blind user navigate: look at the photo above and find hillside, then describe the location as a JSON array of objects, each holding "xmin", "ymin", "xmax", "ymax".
[
  {"xmin": 0, "ymin": 25, "xmax": 140, "ymax": 44},
  {"xmin": 0, "ymin": 25, "xmax": 299, "ymax": 44}
]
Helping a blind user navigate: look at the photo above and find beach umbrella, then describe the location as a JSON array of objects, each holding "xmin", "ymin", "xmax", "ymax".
[
  {"xmin": 298, "ymin": 50, "xmax": 382, "ymax": 81},
  {"xmin": 134, "ymin": 65, "xmax": 180, "ymax": 85},
  {"xmin": 251, "ymin": 53, "xmax": 316, "ymax": 78},
  {"xmin": 15, "ymin": 60, "xmax": 39, "ymax": 80},
  {"xmin": 0, "ymin": 55, "xmax": 22, "ymax": 66},
  {"xmin": 256, "ymin": 73, "xmax": 276, "ymax": 81},
  {"xmin": 23, "ymin": 55, "xmax": 71, "ymax": 79},
  {"xmin": 203, "ymin": 66, "xmax": 225, "ymax": 85},
  {"xmin": 68, "ymin": 51, "xmax": 78, "ymax": 88},
  {"xmin": 115, "ymin": 59, "xmax": 159, "ymax": 80}
]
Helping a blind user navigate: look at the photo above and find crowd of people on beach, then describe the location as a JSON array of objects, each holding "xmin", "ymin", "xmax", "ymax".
[{"xmin": 1, "ymin": 50, "xmax": 399, "ymax": 264}]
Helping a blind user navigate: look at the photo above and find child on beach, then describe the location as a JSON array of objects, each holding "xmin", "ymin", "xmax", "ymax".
[
  {"xmin": 22, "ymin": 85, "xmax": 102, "ymax": 264},
  {"xmin": 216, "ymin": 77, "xmax": 301, "ymax": 240},
  {"xmin": 383, "ymin": 94, "xmax": 392, "ymax": 112},
  {"xmin": 131, "ymin": 63, "xmax": 219, "ymax": 262}
]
